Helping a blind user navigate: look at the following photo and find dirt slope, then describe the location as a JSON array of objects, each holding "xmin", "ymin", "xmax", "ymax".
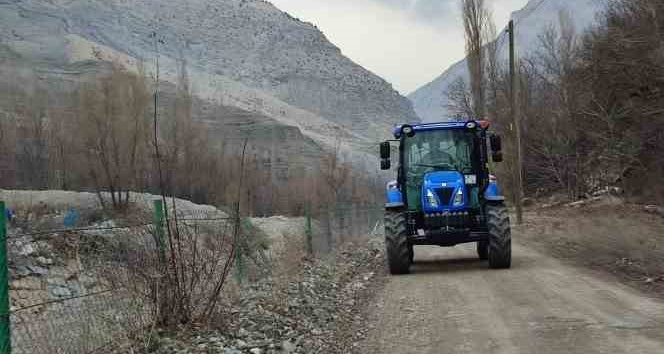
[{"xmin": 356, "ymin": 242, "xmax": 664, "ymax": 353}]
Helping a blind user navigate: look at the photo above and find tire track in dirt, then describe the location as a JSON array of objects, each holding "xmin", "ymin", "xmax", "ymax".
[{"xmin": 356, "ymin": 242, "xmax": 664, "ymax": 353}]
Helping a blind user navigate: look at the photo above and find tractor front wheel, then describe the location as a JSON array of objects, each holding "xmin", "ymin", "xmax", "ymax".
[
  {"xmin": 385, "ymin": 210, "xmax": 410, "ymax": 274},
  {"xmin": 486, "ymin": 204, "xmax": 511, "ymax": 269}
]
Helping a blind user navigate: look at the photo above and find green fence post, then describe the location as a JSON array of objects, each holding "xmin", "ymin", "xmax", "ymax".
[
  {"xmin": 0, "ymin": 201, "xmax": 11, "ymax": 354},
  {"xmin": 304, "ymin": 202, "xmax": 313, "ymax": 255},
  {"xmin": 153, "ymin": 199, "xmax": 166, "ymax": 264}
]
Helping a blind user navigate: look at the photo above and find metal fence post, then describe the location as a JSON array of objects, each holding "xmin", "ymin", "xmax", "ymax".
[
  {"xmin": 153, "ymin": 199, "xmax": 166, "ymax": 264},
  {"xmin": 0, "ymin": 201, "xmax": 11, "ymax": 354},
  {"xmin": 304, "ymin": 202, "xmax": 313, "ymax": 255}
]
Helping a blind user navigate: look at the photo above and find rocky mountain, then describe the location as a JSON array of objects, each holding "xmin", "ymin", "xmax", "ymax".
[
  {"xmin": 0, "ymin": 0, "xmax": 418, "ymax": 169},
  {"xmin": 408, "ymin": 0, "xmax": 602, "ymax": 122}
]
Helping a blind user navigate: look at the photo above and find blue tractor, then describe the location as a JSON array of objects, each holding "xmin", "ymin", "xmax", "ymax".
[{"xmin": 379, "ymin": 120, "xmax": 511, "ymax": 274}]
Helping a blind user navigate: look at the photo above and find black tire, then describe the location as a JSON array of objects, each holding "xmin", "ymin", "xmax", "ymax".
[
  {"xmin": 385, "ymin": 210, "xmax": 410, "ymax": 274},
  {"xmin": 477, "ymin": 241, "xmax": 488, "ymax": 260},
  {"xmin": 486, "ymin": 204, "xmax": 511, "ymax": 269},
  {"xmin": 408, "ymin": 245, "xmax": 414, "ymax": 264}
]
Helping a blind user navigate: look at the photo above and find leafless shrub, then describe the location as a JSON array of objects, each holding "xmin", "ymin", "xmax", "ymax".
[{"xmin": 98, "ymin": 214, "xmax": 269, "ymax": 330}]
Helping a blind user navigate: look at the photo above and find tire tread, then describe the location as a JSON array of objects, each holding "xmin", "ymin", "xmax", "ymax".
[
  {"xmin": 486, "ymin": 204, "xmax": 511, "ymax": 269},
  {"xmin": 385, "ymin": 211, "xmax": 410, "ymax": 274}
]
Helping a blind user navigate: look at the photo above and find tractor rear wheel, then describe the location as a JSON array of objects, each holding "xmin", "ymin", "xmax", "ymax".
[
  {"xmin": 486, "ymin": 204, "xmax": 511, "ymax": 269},
  {"xmin": 385, "ymin": 210, "xmax": 410, "ymax": 274},
  {"xmin": 477, "ymin": 241, "xmax": 488, "ymax": 260}
]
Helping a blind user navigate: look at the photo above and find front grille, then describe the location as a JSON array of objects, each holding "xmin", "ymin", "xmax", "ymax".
[
  {"xmin": 424, "ymin": 212, "xmax": 471, "ymax": 229},
  {"xmin": 434, "ymin": 187, "xmax": 454, "ymax": 205}
]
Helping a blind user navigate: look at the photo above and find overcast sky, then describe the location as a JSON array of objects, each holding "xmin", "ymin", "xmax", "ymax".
[{"xmin": 270, "ymin": 0, "xmax": 529, "ymax": 95}]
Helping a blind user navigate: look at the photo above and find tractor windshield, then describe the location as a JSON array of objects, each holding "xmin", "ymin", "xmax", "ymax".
[
  {"xmin": 404, "ymin": 129, "xmax": 475, "ymax": 174},
  {"xmin": 403, "ymin": 128, "xmax": 476, "ymax": 209}
]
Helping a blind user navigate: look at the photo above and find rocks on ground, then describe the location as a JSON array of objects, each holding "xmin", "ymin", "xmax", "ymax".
[{"xmin": 152, "ymin": 236, "xmax": 385, "ymax": 354}]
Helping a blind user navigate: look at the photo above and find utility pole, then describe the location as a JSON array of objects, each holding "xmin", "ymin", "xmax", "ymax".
[{"xmin": 508, "ymin": 20, "xmax": 524, "ymax": 224}]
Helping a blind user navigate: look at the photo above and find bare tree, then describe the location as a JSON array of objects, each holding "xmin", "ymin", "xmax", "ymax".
[
  {"xmin": 0, "ymin": 112, "xmax": 17, "ymax": 186},
  {"xmin": 16, "ymin": 89, "xmax": 49, "ymax": 188},
  {"xmin": 461, "ymin": 0, "xmax": 494, "ymax": 118},
  {"xmin": 319, "ymin": 133, "xmax": 351, "ymax": 246},
  {"xmin": 75, "ymin": 64, "xmax": 151, "ymax": 210},
  {"xmin": 445, "ymin": 77, "xmax": 475, "ymax": 119},
  {"xmin": 484, "ymin": 20, "xmax": 500, "ymax": 119},
  {"xmin": 321, "ymin": 134, "xmax": 351, "ymax": 204},
  {"xmin": 528, "ymin": 10, "xmax": 584, "ymax": 199}
]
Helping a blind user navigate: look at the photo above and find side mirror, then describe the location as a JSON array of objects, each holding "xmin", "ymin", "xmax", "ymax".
[
  {"xmin": 490, "ymin": 134, "xmax": 502, "ymax": 152},
  {"xmin": 380, "ymin": 141, "xmax": 391, "ymax": 159},
  {"xmin": 492, "ymin": 151, "xmax": 504, "ymax": 163},
  {"xmin": 381, "ymin": 159, "xmax": 391, "ymax": 170}
]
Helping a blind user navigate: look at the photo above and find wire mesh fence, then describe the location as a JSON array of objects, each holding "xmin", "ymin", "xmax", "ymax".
[
  {"xmin": 305, "ymin": 202, "xmax": 383, "ymax": 255},
  {"xmin": 11, "ymin": 289, "xmax": 149, "ymax": 354},
  {"xmin": 6, "ymin": 216, "xmax": 154, "ymax": 354},
  {"xmin": 3, "ymin": 199, "xmax": 240, "ymax": 354},
  {"xmin": 0, "ymin": 197, "xmax": 383, "ymax": 353}
]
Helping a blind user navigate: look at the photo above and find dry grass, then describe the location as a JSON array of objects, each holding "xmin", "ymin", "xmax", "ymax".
[{"xmin": 517, "ymin": 203, "xmax": 664, "ymax": 296}]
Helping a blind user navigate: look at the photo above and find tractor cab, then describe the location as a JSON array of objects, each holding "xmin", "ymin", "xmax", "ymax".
[{"xmin": 379, "ymin": 120, "xmax": 511, "ymax": 274}]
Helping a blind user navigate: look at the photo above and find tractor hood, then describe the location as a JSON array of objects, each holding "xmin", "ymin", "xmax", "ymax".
[{"xmin": 421, "ymin": 171, "xmax": 467, "ymax": 212}]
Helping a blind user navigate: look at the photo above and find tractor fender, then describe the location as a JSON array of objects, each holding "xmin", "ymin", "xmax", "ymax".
[
  {"xmin": 484, "ymin": 179, "xmax": 501, "ymax": 199},
  {"xmin": 385, "ymin": 202, "xmax": 405, "ymax": 210},
  {"xmin": 484, "ymin": 182, "xmax": 505, "ymax": 204},
  {"xmin": 485, "ymin": 195, "xmax": 506, "ymax": 203},
  {"xmin": 385, "ymin": 180, "xmax": 403, "ymax": 206}
]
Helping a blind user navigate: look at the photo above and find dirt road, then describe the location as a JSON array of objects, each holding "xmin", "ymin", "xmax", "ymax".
[{"xmin": 357, "ymin": 242, "xmax": 664, "ymax": 353}]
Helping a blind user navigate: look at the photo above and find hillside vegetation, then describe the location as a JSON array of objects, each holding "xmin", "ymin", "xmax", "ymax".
[
  {"xmin": 446, "ymin": 0, "xmax": 664, "ymax": 204},
  {"xmin": 409, "ymin": 0, "xmax": 600, "ymax": 122},
  {"xmin": 0, "ymin": 0, "xmax": 417, "ymax": 217},
  {"xmin": 0, "ymin": 60, "xmax": 383, "ymax": 217}
]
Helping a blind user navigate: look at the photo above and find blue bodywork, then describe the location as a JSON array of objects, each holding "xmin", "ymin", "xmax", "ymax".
[
  {"xmin": 381, "ymin": 119, "xmax": 508, "ymax": 254},
  {"xmin": 385, "ymin": 120, "xmax": 501, "ymax": 210},
  {"xmin": 386, "ymin": 176, "xmax": 501, "ymax": 208},
  {"xmin": 421, "ymin": 171, "xmax": 466, "ymax": 213},
  {"xmin": 485, "ymin": 180, "xmax": 500, "ymax": 198},
  {"xmin": 386, "ymin": 184, "xmax": 403, "ymax": 204}
]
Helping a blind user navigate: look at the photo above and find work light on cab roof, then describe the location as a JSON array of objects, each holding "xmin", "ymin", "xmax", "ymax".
[{"xmin": 392, "ymin": 120, "xmax": 491, "ymax": 139}]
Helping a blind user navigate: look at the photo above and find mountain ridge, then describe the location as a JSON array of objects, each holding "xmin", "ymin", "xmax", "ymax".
[{"xmin": 0, "ymin": 0, "xmax": 417, "ymax": 162}]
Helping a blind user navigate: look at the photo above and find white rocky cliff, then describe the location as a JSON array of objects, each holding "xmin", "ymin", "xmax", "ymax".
[{"xmin": 0, "ymin": 0, "xmax": 418, "ymax": 164}]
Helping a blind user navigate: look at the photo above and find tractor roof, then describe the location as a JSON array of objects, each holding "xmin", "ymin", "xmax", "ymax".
[{"xmin": 393, "ymin": 120, "xmax": 488, "ymax": 139}]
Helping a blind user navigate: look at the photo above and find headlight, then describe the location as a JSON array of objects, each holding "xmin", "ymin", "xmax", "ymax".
[
  {"xmin": 426, "ymin": 189, "xmax": 438, "ymax": 207},
  {"xmin": 464, "ymin": 174, "xmax": 477, "ymax": 185},
  {"xmin": 453, "ymin": 188, "xmax": 464, "ymax": 206},
  {"xmin": 465, "ymin": 121, "xmax": 477, "ymax": 129}
]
